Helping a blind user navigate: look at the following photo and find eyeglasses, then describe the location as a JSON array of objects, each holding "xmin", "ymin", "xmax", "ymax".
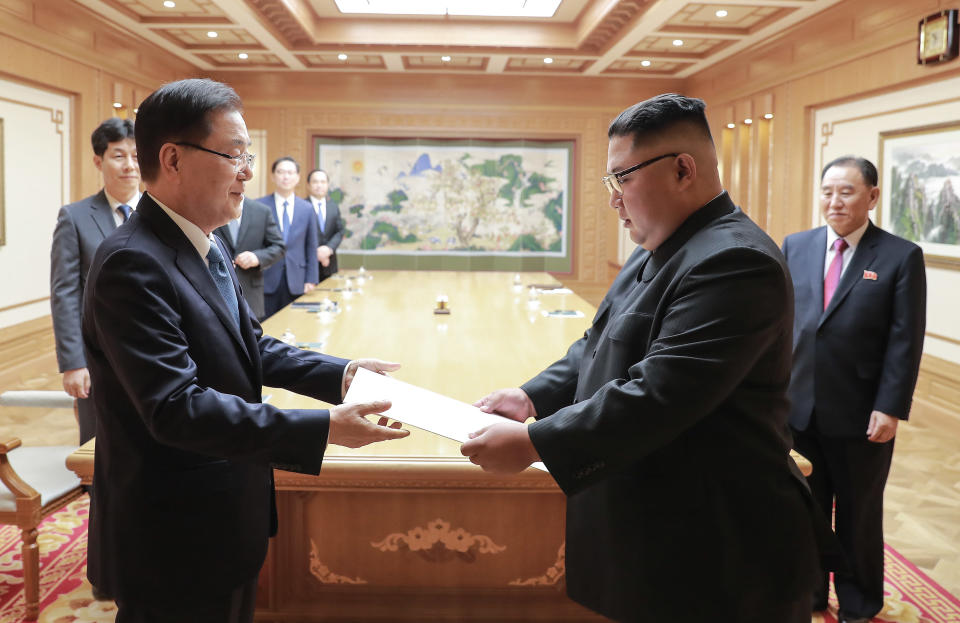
[
  {"xmin": 175, "ymin": 142, "xmax": 256, "ymax": 173},
  {"xmin": 601, "ymin": 153, "xmax": 678, "ymax": 196}
]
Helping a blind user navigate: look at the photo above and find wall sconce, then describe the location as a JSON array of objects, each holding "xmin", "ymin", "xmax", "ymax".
[
  {"xmin": 736, "ymin": 99, "xmax": 753, "ymax": 127},
  {"xmin": 758, "ymin": 93, "xmax": 774, "ymax": 121},
  {"xmin": 112, "ymin": 82, "xmax": 126, "ymax": 115},
  {"xmin": 721, "ymin": 106, "xmax": 735, "ymax": 129}
]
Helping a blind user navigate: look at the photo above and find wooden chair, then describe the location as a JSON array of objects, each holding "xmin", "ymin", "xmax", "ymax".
[{"xmin": 0, "ymin": 391, "xmax": 84, "ymax": 620}]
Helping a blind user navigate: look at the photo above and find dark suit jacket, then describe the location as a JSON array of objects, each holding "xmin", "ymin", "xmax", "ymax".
[
  {"xmin": 525, "ymin": 193, "xmax": 820, "ymax": 622},
  {"xmin": 213, "ymin": 198, "xmax": 285, "ymax": 319},
  {"xmin": 259, "ymin": 195, "xmax": 319, "ymax": 296},
  {"xmin": 782, "ymin": 222, "xmax": 926, "ymax": 436},
  {"xmin": 309, "ymin": 196, "xmax": 344, "ymax": 281},
  {"xmin": 82, "ymin": 193, "xmax": 348, "ymax": 605},
  {"xmin": 50, "ymin": 189, "xmax": 119, "ymax": 373}
]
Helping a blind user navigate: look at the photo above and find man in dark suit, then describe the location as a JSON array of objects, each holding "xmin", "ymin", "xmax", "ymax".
[
  {"xmin": 50, "ymin": 117, "xmax": 139, "ymax": 444},
  {"xmin": 259, "ymin": 157, "xmax": 318, "ymax": 318},
  {"xmin": 306, "ymin": 168, "xmax": 344, "ymax": 282},
  {"xmin": 81, "ymin": 78, "xmax": 407, "ymax": 623},
  {"xmin": 461, "ymin": 94, "xmax": 824, "ymax": 623},
  {"xmin": 783, "ymin": 156, "xmax": 926, "ymax": 623},
  {"xmin": 213, "ymin": 197, "xmax": 285, "ymax": 320}
]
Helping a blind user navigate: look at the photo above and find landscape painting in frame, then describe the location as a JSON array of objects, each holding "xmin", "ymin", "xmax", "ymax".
[
  {"xmin": 880, "ymin": 122, "xmax": 960, "ymax": 267},
  {"xmin": 313, "ymin": 137, "xmax": 573, "ymax": 272}
]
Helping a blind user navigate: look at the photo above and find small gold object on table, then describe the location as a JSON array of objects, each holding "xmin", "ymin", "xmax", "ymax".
[{"xmin": 433, "ymin": 294, "xmax": 450, "ymax": 315}]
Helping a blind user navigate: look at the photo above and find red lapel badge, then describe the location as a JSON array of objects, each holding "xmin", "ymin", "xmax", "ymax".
[{"xmin": 863, "ymin": 270, "xmax": 878, "ymax": 280}]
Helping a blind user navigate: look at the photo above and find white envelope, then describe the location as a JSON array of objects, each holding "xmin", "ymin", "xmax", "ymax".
[{"xmin": 344, "ymin": 367, "xmax": 548, "ymax": 472}]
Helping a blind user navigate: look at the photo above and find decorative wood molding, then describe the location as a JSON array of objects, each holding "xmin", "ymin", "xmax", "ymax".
[
  {"xmin": 914, "ymin": 353, "xmax": 960, "ymax": 418},
  {"xmin": 308, "ymin": 539, "xmax": 367, "ymax": 584},
  {"xmin": 371, "ymin": 518, "xmax": 506, "ymax": 563},
  {"xmin": 509, "ymin": 543, "xmax": 566, "ymax": 587},
  {"xmin": 579, "ymin": 1, "xmax": 646, "ymax": 54}
]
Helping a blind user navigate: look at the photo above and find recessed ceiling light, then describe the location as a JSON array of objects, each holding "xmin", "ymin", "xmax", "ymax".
[
  {"xmin": 543, "ymin": 57, "xmax": 553, "ymax": 64},
  {"xmin": 207, "ymin": 31, "xmax": 218, "ymax": 38},
  {"xmin": 640, "ymin": 60, "xmax": 651, "ymax": 67},
  {"xmin": 764, "ymin": 113, "xmax": 774, "ymax": 119},
  {"xmin": 238, "ymin": 53, "xmax": 248, "ymax": 59},
  {"xmin": 163, "ymin": 0, "xmax": 175, "ymax": 7},
  {"xmin": 744, "ymin": 118, "xmax": 753, "ymax": 125},
  {"xmin": 338, "ymin": 53, "xmax": 348, "ymax": 60},
  {"xmin": 715, "ymin": 9, "xmax": 728, "ymax": 18},
  {"xmin": 726, "ymin": 123, "xmax": 736, "ymax": 129},
  {"xmin": 672, "ymin": 39, "xmax": 684, "ymax": 47},
  {"xmin": 441, "ymin": 55, "xmax": 451, "ymax": 62}
]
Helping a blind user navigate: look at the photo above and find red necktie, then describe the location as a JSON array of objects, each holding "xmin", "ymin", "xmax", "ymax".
[{"xmin": 823, "ymin": 237, "xmax": 848, "ymax": 310}]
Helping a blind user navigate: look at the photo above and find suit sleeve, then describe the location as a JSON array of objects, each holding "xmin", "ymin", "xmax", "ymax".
[
  {"xmin": 326, "ymin": 205, "xmax": 344, "ymax": 250},
  {"xmin": 254, "ymin": 208, "xmax": 285, "ymax": 270},
  {"xmin": 305, "ymin": 207, "xmax": 319, "ymax": 284},
  {"xmin": 50, "ymin": 206, "xmax": 85, "ymax": 372},
  {"xmin": 88, "ymin": 247, "xmax": 341, "ymax": 472},
  {"xmin": 529, "ymin": 248, "xmax": 791, "ymax": 495},
  {"xmin": 873, "ymin": 245, "xmax": 926, "ymax": 419}
]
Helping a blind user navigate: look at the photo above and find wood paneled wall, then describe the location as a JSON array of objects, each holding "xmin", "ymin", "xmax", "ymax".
[
  {"xmin": 0, "ymin": 0, "xmax": 194, "ymax": 202},
  {"xmin": 212, "ymin": 72, "xmax": 682, "ymax": 283}
]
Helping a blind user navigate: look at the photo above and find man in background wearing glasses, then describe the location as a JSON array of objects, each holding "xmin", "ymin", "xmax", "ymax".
[
  {"xmin": 81, "ymin": 78, "xmax": 408, "ymax": 623},
  {"xmin": 463, "ymin": 93, "xmax": 831, "ymax": 622}
]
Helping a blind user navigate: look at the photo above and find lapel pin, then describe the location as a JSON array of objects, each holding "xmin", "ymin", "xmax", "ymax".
[{"xmin": 863, "ymin": 270, "xmax": 878, "ymax": 280}]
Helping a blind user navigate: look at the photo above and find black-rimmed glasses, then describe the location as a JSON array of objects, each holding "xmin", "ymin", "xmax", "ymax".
[
  {"xmin": 601, "ymin": 153, "xmax": 678, "ymax": 196},
  {"xmin": 175, "ymin": 142, "xmax": 256, "ymax": 172}
]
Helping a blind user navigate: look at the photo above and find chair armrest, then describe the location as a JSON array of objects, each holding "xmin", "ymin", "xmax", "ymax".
[
  {"xmin": 0, "ymin": 440, "xmax": 41, "ymax": 502},
  {"xmin": 0, "ymin": 437, "xmax": 22, "ymax": 453}
]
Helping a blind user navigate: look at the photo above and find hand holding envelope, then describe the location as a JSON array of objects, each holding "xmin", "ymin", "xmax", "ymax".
[{"xmin": 343, "ymin": 368, "xmax": 547, "ymax": 472}]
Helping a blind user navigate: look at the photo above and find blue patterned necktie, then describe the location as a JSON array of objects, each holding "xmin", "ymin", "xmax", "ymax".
[
  {"xmin": 206, "ymin": 242, "xmax": 240, "ymax": 328},
  {"xmin": 282, "ymin": 200, "xmax": 291, "ymax": 242},
  {"xmin": 118, "ymin": 204, "xmax": 131, "ymax": 222},
  {"xmin": 317, "ymin": 200, "xmax": 325, "ymax": 233}
]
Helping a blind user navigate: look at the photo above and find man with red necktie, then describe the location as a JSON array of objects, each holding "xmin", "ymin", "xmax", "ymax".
[{"xmin": 782, "ymin": 155, "xmax": 927, "ymax": 623}]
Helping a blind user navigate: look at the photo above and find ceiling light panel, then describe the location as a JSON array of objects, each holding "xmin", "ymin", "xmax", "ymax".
[{"xmin": 334, "ymin": 0, "xmax": 562, "ymax": 18}]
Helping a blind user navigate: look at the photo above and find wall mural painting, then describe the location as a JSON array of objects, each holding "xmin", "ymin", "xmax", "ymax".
[
  {"xmin": 880, "ymin": 122, "xmax": 960, "ymax": 268},
  {"xmin": 314, "ymin": 137, "xmax": 573, "ymax": 272}
]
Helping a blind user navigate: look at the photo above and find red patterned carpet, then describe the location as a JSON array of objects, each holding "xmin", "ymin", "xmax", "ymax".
[{"xmin": 1, "ymin": 496, "xmax": 958, "ymax": 622}]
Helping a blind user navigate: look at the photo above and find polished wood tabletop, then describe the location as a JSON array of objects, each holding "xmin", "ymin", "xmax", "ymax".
[{"xmin": 260, "ymin": 270, "xmax": 594, "ymax": 461}]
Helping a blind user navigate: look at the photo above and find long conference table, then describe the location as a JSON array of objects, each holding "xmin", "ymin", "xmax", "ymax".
[{"xmin": 69, "ymin": 271, "xmax": 608, "ymax": 622}]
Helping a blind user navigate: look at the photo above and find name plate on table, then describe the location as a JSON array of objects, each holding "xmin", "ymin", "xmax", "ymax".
[{"xmin": 344, "ymin": 367, "xmax": 548, "ymax": 472}]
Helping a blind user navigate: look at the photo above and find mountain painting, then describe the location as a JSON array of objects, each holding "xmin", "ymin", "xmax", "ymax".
[{"xmin": 881, "ymin": 125, "xmax": 960, "ymax": 253}]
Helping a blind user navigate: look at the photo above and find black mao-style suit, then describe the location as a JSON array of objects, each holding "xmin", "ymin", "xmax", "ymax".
[
  {"xmin": 50, "ymin": 189, "xmax": 123, "ymax": 443},
  {"xmin": 525, "ymin": 193, "xmax": 822, "ymax": 623},
  {"xmin": 82, "ymin": 193, "xmax": 348, "ymax": 609},
  {"xmin": 783, "ymin": 221, "xmax": 926, "ymax": 617},
  {"xmin": 213, "ymin": 198, "xmax": 285, "ymax": 319}
]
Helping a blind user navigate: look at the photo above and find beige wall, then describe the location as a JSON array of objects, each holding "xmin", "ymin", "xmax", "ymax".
[
  {"xmin": 0, "ymin": 0, "xmax": 195, "ymax": 328},
  {"xmin": 212, "ymin": 72, "xmax": 682, "ymax": 284}
]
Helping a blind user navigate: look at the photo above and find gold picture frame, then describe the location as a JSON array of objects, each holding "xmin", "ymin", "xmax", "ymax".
[{"xmin": 878, "ymin": 120, "xmax": 960, "ymax": 270}]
